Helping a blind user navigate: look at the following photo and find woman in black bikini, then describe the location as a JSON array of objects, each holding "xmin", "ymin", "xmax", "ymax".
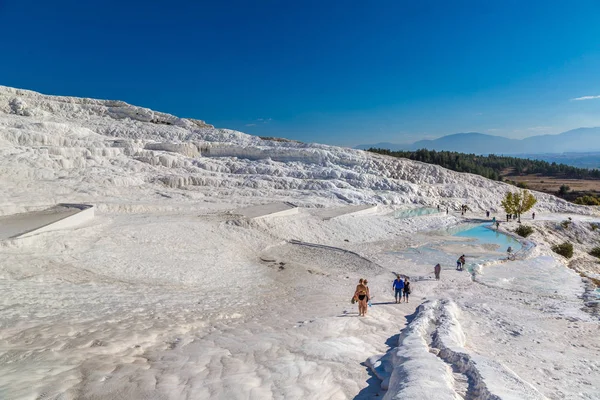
[{"xmin": 353, "ymin": 278, "xmax": 369, "ymax": 317}]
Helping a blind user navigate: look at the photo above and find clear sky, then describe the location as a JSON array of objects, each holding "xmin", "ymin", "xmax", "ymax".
[{"xmin": 1, "ymin": 0, "xmax": 600, "ymax": 146}]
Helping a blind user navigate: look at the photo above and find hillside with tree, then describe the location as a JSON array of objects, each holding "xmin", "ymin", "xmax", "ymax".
[
  {"xmin": 367, "ymin": 148, "xmax": 600, "ymax": 180},
  {"xmin": 367, "ymin": 148, "xmax": 600, "ymax": 203}
]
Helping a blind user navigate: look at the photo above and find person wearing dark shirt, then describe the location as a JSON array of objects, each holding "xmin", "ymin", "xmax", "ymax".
[{"xmin": 403, "ymin": 277, "xmax": 411, "ymax": 303}]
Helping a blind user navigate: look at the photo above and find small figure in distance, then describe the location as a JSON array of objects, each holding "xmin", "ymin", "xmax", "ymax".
[
  {"xmin": 353, "ymin": 278, "xmax": 369, "ymax": 317},
  {"xmin": 532, "ymin": 212, "xmax": 535, "ymax": 220},
  {"xmin": 437, "ymin": 204, "xmax": 440, "ymax": 211},
  {"xmin": 456, "ymin": 255, "xmax": 466, "ymax": 271},
  {"xmin": 486, "ymin": 210, "xmax": 490, "ymax": 218},
  {"xmin": 434, "ymin": 263, "xmax": 441, "ymax": 280},
  {"xmin": 446, "ymin": 207, "xmax": 449, "ymax": 215},
  {"xmin": 496, "ymin": 221, "xmax": 500, "ymax": 229},
  {"xmin": 507, "ymin": 246, "xmax": 513, "ymax": 254},
  {"xmin": 392, "ymin": 274, "xmax": 404, "ymax": 303},
  {"xmin": 403, "ymin": 277, "xmax": 411, "ymax": 303}
]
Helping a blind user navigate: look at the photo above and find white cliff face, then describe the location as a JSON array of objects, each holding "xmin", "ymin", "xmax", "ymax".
[{"xmin": 0, "ymin": 85, "xmax": 590, "ymax": 213}]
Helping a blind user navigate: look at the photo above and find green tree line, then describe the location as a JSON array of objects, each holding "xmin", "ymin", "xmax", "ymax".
[{"xmin": 367, "ymin": 148, "xmax": 600, "ymax": 180}]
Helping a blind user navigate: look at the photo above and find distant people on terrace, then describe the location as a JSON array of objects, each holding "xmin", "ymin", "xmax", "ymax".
[
  {"xmin": 456, "ymin": 255, "xmax": 466, "ymax": 271},
  {"xmin": 434, "ymin": 263, "xmax": 441, "ymax": 280}
]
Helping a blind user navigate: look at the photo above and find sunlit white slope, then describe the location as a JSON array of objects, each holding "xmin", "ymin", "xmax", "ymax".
[{"xmin": 0, "ymin": 85, "xmax": 590, "ymax": 214}]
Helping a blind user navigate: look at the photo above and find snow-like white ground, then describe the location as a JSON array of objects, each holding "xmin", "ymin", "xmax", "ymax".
[{"xmin": 0, "ymin": 86, "xmax": 599, "ymax": 400}]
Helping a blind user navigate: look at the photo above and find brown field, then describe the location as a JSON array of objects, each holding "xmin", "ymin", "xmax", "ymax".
[{"xmin": 507, "ymin": 174, "xmax": 600, "ymax": 193}]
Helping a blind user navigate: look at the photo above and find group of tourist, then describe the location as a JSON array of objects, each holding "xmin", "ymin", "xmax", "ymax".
[
  {"xmin": 352, "ymin": 275, "xmax": 412, "ymax": 316},
  {"xmin": 505, "ymin": 212, "xmax": 536, "ymax": 222},
  {"xmin": 392, "ymin": 275, "xmax": 410, "ymax": 303},
  {"xmin": 351, "ymin": 205, "xmax": 534, "ymax": 316}
]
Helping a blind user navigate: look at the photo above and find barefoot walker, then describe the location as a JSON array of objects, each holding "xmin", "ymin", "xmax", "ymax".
[
  {"xmin": 403, "ymin": 277, "xmax": 411, "ymax": 303},
  {"xmin": 353, "ymin": 278, "xmax": 370, "ymax": 316},
  {"xmin": 392, "ymin": 274, "xmax": 404, "ymax": 303}
]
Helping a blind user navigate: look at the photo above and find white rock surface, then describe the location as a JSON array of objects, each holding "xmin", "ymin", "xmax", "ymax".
[{"xmin": 0, "ymin": 86, "xmax": 598, "ymax": 400}]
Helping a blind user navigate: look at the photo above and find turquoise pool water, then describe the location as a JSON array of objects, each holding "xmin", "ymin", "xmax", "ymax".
[
  {"xmin": 391, "ymin": 223, "xmax": 525, "ymax": 276},
  {"xmin": 394, "ymin": 207, "xmax": 439, "ymax": 219},
  {"xmin": 454, "ymin": 224, "xmax": 522, "ymax": 252}
]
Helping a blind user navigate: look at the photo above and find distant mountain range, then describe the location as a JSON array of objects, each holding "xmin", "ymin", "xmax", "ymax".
[{"xmin": 355, "ymin": 128, "xmax": 600, "ymax": 155}]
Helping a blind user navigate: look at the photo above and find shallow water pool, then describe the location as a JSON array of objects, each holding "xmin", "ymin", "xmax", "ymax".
[
  {"xmin": 394, "ymin": 207, "xmax": 439, "ymax": 219},
  {"xmin": 454, "ymin": 224, "xmax": 522, "ymax": 252}
]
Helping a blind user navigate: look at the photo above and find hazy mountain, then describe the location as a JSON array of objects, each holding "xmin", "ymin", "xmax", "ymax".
[
  {"xmin": 410, "ymin": 132, "xmax": 517, "ymax": 153},
  {"xmin": 356, "ymin": 128, "xmax": 600, "ymax": 155},
  {"xmin": 520, "ymin": 128, "xmax": 600, "ymax": 153}
]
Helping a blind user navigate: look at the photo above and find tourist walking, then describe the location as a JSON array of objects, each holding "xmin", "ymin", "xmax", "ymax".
[
  {"xmin": 403, "ymin": 277, "xmax": 411, "ymax": 303},
  {"xmin": 532, "ymin": 212, "xmax": 535, "ymax": 220},
  {"xmin": 353, "ymin": 279, "xmax": 369, "ymax": 317},
  {"xmin": 392, "ymin": 275, "xmax": 404, "ymax": 303},
  {"xmin": 456, "ymin": 255, "xmax": 466, "ymax": 271},
  {"xmin": 434, "ymin": 263, "xmax": 441, "ymax": 280},
  {"xmin": 364, "ymin": 279, "xmax": 371, "ymax": 310}
]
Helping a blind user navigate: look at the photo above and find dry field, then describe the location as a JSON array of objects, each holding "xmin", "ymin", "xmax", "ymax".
[{"xmin": 506, "ymin": 174, "xmax": 600, "ymax": 195}]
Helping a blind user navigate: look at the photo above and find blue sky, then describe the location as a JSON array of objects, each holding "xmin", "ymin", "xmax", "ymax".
[{"xmin": 1, "ymin": 1, "xmax": 600, "ymax": 146}]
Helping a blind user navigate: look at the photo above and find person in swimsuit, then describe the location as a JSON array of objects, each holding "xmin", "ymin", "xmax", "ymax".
[
  {"xmin": 353, "ymin": 279, "xmax": 369, "ymax": 316},
  {"xmin": 403, "ymin": 277, "xmax": 411, "ymax": 303}
]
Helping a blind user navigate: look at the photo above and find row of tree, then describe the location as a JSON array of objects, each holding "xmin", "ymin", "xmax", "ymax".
[{"xmin": 367, "ymin": 148, "xmax": 600, "ymax": 180}]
